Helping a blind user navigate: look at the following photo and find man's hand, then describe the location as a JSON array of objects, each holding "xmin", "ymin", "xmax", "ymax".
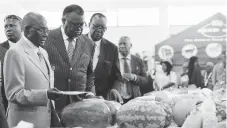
[
  {"xmin": 47, "ymin": 88, "xmax": 62, "ymax": 100},
  {"xmin": 123, "ymin": 73, "xmax": 136, "ymax": 81}
]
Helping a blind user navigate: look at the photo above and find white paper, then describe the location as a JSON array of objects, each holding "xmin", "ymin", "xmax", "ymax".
[{"xmin": 59, "ymin": 91, "xmax": 89, "ymax": 95}]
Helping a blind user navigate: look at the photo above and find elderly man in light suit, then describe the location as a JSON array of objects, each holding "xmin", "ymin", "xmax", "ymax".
[{"xmin": 3, "ymin": 12, "xmax": 62, "ymax": 128}]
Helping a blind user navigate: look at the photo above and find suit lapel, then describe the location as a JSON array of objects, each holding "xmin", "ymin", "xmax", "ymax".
[
  {"xmin": 71, "ymin": 36, "xmax": 86, "ymax": 67},
  {"xmin": 2, "ymin": 41, "xmax": 10, "ymax": 49},
  {"xmin": 22, "ymin": 39, "xmax": 49, "ymax": 80},
  {"xmin": 26, "ymin": 49, "xmax": 49, "ymax": 80},
  {"xmin": 52, "ymin": 28, "xmax": 70, "ymax": 65}
]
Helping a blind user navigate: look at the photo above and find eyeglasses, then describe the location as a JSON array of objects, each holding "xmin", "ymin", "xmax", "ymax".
[
  {"xmin": 66, "ymin": 20, "xmax": 87, "ymax": 28},
  {"xmin": 4, "ymin": 15, "xmax": 22, "ymax": 22},
  {"xmin": 91, "ymin": 23, "xmax": 107, "ymax": 31},
  {"xmin": 32, "ymin": 27, "xmax": 49, "ymax": 34}
]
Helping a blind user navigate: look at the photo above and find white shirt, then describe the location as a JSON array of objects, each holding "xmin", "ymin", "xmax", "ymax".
[
  {"xmin": 88, "ymin": 33, "xmax": 101, "ymax": 71},
  {"xmin": 119, "ymin": 53, "xmax": 132, "ymax": 74},
  {"xmin": 61, "ymin": 26, "xmax": 77, "ymax": 51},
  {"xmin": 154, "ymin": 70, "xmax": 177, "ymax": 90},
  {"xmin": 8, "ymin": 40, "xmax": 16, "ymax": 47}
]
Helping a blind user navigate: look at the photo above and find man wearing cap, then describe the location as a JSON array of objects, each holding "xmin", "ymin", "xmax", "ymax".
[
  {"xmin": 4, "ymin": 12, "xmax": 62, "ymax": 128},
  {"xmin": 0, "ymin": 14, "xmax": 22, "ymax": 112},
  {"xmin": 44, "ymin": 4, "xmax": 95, "ymax": 116},
  {"xmin": 203, "ymin": 62, "xmax": 214, "ymax": 90}
]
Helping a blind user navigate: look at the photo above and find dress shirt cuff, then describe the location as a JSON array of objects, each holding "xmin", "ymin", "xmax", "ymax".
[{"xmin": 133, "ymin": 74, "xmax": 137, "ymax": 81}]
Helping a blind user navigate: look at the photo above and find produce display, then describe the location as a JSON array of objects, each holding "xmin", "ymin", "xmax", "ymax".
[{"xmin": 61, "ymin": 84, "xmax": 226, "ymax": 128}]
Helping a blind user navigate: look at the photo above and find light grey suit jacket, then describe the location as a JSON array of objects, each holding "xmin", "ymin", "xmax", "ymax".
[{"xmin": 3, "ymin": 36, "xmax": 54, "ymax": 128}]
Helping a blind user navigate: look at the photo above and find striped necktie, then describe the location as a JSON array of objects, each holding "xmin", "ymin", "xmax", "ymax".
[
  {"xmin": 37, "ymin": 50, "xmax": 48, "ymax": 75},
  {"xmin": 67, "ymin": 38, "xmax": 74, "ymax": 63}
]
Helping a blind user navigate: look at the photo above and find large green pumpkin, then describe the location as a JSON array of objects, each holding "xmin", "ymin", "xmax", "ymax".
[
  {"xmin": 61, "ymin": 99, "xmax": 111, "ymax": 128},
  {"xmin": 116, "ymin": 97, "xmax": 171, "ymax": 128}
]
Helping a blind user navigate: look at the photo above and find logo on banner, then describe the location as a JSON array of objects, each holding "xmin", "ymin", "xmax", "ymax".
[
  {"xmin": 197, "ymin": 20, "xmax": 226, "ymax": 38},
  {"xmin": 158, "ymin": 45, "xmax": 174, "ymax": 60},
  {"xmin": 182, "ymin": 44, "xmax": 198, "ymax": 59},
  {"xmin": 206, "ymin": 43, "xmax": 222, "ymax": 58}
]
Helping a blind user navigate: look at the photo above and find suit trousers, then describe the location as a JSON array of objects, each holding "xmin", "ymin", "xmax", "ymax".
[{"xmin": 0, "ymin": 102, "xmax": 8, "ymax": 128}]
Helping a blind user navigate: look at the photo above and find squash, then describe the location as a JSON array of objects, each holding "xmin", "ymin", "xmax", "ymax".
[
  {"xmin": 61, "ymin": 99, "xmax": 111, "ymax": 128},
  {"xmin": 116, "ymin": 97, "xmax": 172, "ymax": 128},
  {"xmin": 172, "ymin": 99, "xmax": 198, "ymax": 126}
]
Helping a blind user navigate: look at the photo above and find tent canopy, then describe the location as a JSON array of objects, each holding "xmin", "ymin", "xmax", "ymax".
[{"xmin": 155, "ymin": 12, "xmax": 226, "ymax": 66}]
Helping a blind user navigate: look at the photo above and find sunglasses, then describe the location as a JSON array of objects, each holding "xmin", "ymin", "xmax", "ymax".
[
  {"xmin": 66, "ymin": 19, "xmax": 87, "ymax": 28},
  {"xmin": 32, "ymin": 26, "xmax": 49, "ymax": 34},
  {"xmin": 91, "ymin": 23, "xmax": 107, "ymax": 31}
]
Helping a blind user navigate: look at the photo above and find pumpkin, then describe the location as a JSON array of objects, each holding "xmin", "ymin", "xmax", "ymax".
[
  {"xmin": 172, "ymin": 99, "xmax": 198, "ymax": 126},
  {"xmin": 61, "ymin": 99, "xmax": 111, "ymax": 128},
  {"xmin": 116, "ymin": 97, "xmax": 172, "ymax": 128}
]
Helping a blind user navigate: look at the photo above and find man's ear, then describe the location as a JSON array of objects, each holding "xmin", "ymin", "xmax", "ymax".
[
  {"xmin": 88, "ymin": 22, "xmax": 91, "ymax": 28},
  {"xmin": 130, "ymin": 43, "xmax": 132, "ymax": 48},
  {"xmin": 62, "ymin": 18, "xmax": 66, "ymax": 25},
  {"xmin": 23, "ymin": 26, "xmax": 31, "ymax": 38}
]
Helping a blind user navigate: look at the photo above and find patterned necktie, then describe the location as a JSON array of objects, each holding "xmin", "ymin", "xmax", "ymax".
[
  {"xmin": 37, "ymin": 50, "xmax": 48, "ymax": 75},
  {"xmin": 123, "ymin": 57, "xmax": 130, "ymax": 73},
  {"xmin": 123, "ymin": 57, "xmax": 132, "ymax": 99},
  {"xmin": 67, "ymin": 38, "xmax": 74, "ymax": 63}
]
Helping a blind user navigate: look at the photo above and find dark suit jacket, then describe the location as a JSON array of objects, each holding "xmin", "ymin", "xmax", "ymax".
[
  {"xmin": 0, "ymin": 45, "xmax": 9, "ymax": 128},
  {"xmin": 113, "ymin": 55, "xmax": 148, "ymax": 98},
  {"xmin": 85, "ymin": 34, "xmax": 122, "ymax": 99},
  {"xmin": 44, "ymin": 27, "xmax": 95, "ymax": 115},
  {"xmin": 0, "ymin": 41, "xmax": 9, "ymax": 111},
  {"xmin": 0, "ymin": 41, "xmax": 10, "ymax": 50}
]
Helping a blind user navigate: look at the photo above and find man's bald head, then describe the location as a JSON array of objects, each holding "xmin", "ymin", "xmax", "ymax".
[
  {"xmin": 22, "ymin": 12, "xmax": 48, "ymax": 47},
  {"xmin": 22, "ymin": 12, "xmax": 47, "ymax": 30},
  {"xmin": 118, "ymin": 36, "xmax": 132, "ymax": 57}
]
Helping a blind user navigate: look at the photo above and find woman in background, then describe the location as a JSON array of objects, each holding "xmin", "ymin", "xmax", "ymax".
[
  {"xmin": 188, "ymin": 56, "xmax": 204, "ymax": 88},
  {"xmin": 154, "ymin": 61, "xmax": 177, "ymax": 91},
  {"xmin": 180, "ymin": 62, "xmax": 189, "ymax": 88}
]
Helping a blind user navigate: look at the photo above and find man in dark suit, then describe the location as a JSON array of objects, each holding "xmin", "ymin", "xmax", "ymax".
[
  {"xmin": 85, "ymin": 13, "xmax": 122, "ymax": 99},
  {"xmin": 0, "ymin": 15, "xmax": 22, "ymax": 112},
  {"xmin": 44, "ymin": 4, "xmax": 95, "ymax": 116},
  {"xmin": 114, "ymin": 36, "xmax": 148, "ymax": 103},
  {"xmin": 0, "ymin": 46, "xmax": 8, "ymax": 128}
]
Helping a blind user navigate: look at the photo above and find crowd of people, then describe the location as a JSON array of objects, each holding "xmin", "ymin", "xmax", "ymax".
[{"xmin": 0, "ymin": 4, "xmax": 226, "ymax": 128}]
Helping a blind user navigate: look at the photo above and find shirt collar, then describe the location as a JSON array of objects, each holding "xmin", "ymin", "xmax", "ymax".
[
  {"xmin": 23, "ymin": 35, "xmax": 40, "ymax": 54},
  {"xmin": 119, "ymin": 53, "xmax": 131, "ymax": 60},
  {"xmin": 8, "ymin": 40, "xmax": 16, "ymax": 47},
  {"xmin": 88, "ymin": 33, "xmax": 101, "ymax": 47},
  {"xmin": 61, "ymin": 26, "xmax": 77, "ymax": 41}
]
